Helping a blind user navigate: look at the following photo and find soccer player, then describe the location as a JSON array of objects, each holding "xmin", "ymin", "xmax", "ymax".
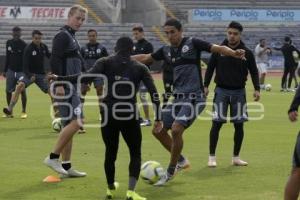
[
  {"xmin": 274, "ymin": 37, "xmax": 300, "ymax": 92},
  {"xmin": 132, "ymin": 25, "xmax": 154, "ymax": 126},
  {"xmin": 43, "ymin": 5, "xmax": 87, "ymax": 178},
  {"xmin": 81, "ymin": 29, "xmax": 108, "ymax": 105},
  {"xmin": 204, "ymin": 21, "xmax": 260, "ymax": 167},
  {"xmin": 254, "ymin": 39, "xmax": 271, "ymax": 90},
  {"xmin": 49, "ymin": 36, "xmax": 161, "ymax": 200},
  {"xmin": 3, "ymin": 30, "xmax": 51, "ymax": 117},
  {"xmin": 285, "ymin": 83, "xmax": 300, "ymax": 200},
  {"xmin": 132, "ymin": 19, "xmax": 246, "ymax": 186},
  {"xmin": 2, "ymin": 26, "xmax": 27, "ymax": 118}
]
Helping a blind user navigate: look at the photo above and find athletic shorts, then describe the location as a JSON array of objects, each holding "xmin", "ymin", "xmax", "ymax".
[
  {"xmin": 18, "ymin": 74, "xmax": 49, "ymax": 93},
  {"xmin": 5, "ymin": 69, "xmax": 25, "ymax": 93},
  {"xmin": 212, "ymin": 87, "xmax": 248, "ymax": 123},
  {"xmin": 293, "ymin": 132, "xmax": 300, "ymax": 168},
  {"xmin": 257, "ymin": 63, "xmax": 268, "ymax": 74},
  {"xmin": 53, "ymin": 84, "xmax": 84, "ymax": 127},
  {"xmin": 162, "ymin": 93, "xmax": 206, "ymax": 129}
]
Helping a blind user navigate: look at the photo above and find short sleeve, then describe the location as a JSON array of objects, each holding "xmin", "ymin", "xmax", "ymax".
[
  {"xmin": 192, "ymin": 38, "xmax": 212, "ymax": 53},
  {"xmin": 151, "ymin": 47, "xmax": 165, "ymax": 61}
]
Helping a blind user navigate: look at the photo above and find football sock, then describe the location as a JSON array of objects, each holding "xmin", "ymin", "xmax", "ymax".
[
  {"xmin": 128, "ymin": 176, "xmax": 137, "ymax": 191},
  {"xmin": 62, "ymin": 161, "xmax": 71, "ymax": 170},
  {"xmin": 49, "ymin": 152, "xmax": 59, "ymax": 159}
]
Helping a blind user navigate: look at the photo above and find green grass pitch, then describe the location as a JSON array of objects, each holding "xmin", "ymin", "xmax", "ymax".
[{"xmin": 0, "ymin": 76, "xmax": 298, "ymax": 200}]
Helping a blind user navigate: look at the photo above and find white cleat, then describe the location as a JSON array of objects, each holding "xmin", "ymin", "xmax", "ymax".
[
  {"xmin": 232, "ymin": 157, "xmax": 248, "ymax": 166},
  {"xmin": 44, "ymin": 156, "xmax": 68, "ymax": 175},
  {"xmin": 208, "ymin": 156, "xmax": 217, "ymax": 168},
  {"xmin": 154, "ymin": 172, "xmax": 173, "ymax": 186},
  {"xmin": 176, "ymin": 158, "xmax": 191, "ymax": 173},
  {"xmin": 60, "ymin": 168, "xmax": 87, "ymax": 178}
]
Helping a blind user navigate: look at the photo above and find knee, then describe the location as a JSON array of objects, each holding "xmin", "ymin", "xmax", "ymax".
[
  {"xmin": 171, "ymin": 123, "xmax": 184, "ymax": 139},
  {"xmin": 16, "ymin": 83, "xmax": 25, "ymax": 92}
]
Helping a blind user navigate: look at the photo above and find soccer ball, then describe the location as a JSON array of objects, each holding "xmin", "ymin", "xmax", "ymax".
[
  {"xmin": 52, "ymin": 118, "xmax": 62, "ymax": 133},
  {"xmin": 265, "ymin": 84, "xmax": 272, "ymax": 91},
  {"xmin": 140, "ymin": 161, "xmax": 164, "ymax": 184},
  {"xmin": 293, "ymin": 51, "xmax": 300, "ymax": 62}
]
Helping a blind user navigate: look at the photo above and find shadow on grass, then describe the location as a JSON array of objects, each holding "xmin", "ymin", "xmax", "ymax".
[{"xmin": 186, "ymin": 165, "xmax": 247, "ymax": 180}]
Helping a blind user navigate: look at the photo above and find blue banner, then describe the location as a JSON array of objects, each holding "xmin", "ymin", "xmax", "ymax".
[{"xmin": 191, "ymin": 9, "xmax": 300, "ymax": 22}]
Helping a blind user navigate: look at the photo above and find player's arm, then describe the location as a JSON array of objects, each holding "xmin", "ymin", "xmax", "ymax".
[
  {"xmin": 140, "ymin": 64, "xmax": 161, "ymax": 121},
  {"xmin": 131, "ymin": 54, "xmax": 154, "ymax": 65},
  {"xmin": 50, "ymin": 32, "xmax": 69, "ymax": 76},
  {"xmin": 102, "ymin": 47, "xmax": 109, "ymax": 57},
  {"xmin": 3, "ymin": 41, "xmax": 10, "ymax": 74},
  {"xmin": 51, "ymin": 57, "xmax": 106, "ymax": 84},
  {"xmin": 203, "ymin": 53, "xmax": 218, "ymax": 96},
  {"xmin": 210, "ymin": 44, "xmax": 245, "ymax": 60},
  {"xmin": 288, "ymin": 86, "xmax": 300, "ymax": 121},
  {"xmin": 246, "ymin": 51, "xmax": 260, "ymax": 101},
  {"xmin": 44, "ymin": 44, "xmax": 51, "ymax": 59},
  {"xmin": 22, "ymin": 45, "xmax": 33, "ymax": 79}
]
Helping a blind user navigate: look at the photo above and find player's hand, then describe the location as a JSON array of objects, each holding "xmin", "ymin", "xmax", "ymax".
[
  {"xmin": 204, "ymin": 87, "xmax": 209, "ymax": 97},
  {"xmin": 289, "ymin": 111, "xmax": 298, "ymax": 122},
  {"xmin": 153, "ymin": 120, "xmax": 163, "ymax": 134},
  {"xmin": 1, "ymin": 72, "xmax": 6, "ymax": 77},
  {"xmin": 234, "ymin": 49, "xmax": 246, "ymax": 60},
  {"xmin": 55, "ymin": 86, "xmax": 65, "ymax": 96},
  {"xmin": 30, "ymin": 75, "xmax": 36, "ymax": 82},
  {"xmin": 253, "ymin": 90, "xmax": 260, "ymax": 101},
  {"xmin": 47, "ymin": 74, "xmax": 58, "ymax": 81}
]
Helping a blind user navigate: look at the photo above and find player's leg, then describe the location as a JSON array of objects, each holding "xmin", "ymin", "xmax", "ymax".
[
  {"xmin": 120, "ymin": 119, "xmax": 146, "ymax": 200},
  {"xmin": 282, "ymin": 66, "xmax": 289, "ymax": 91},
  {"xmin": 94, "ymin": 78, "xmax": 104, "ymax": 113},
  {"xmin": 139, "ymin": 81, "xmax": 151, "ymax": 126},
  {"xmin": 208, "ymin": 87, "xmax": 229, "ymax": 167},
  {"xmin": 101, "ymin": 118, "xmax": 120, "ymax": 199},
  {"xmin": 44, "ymin": 90, "xmax": 83, "ymax": 174},
  {"xmin": 3, "ymin": 80, "xmax": 27, "ymax": 115},
  {"xmin": 230, "ymin": 89, "xmax": 248, "ymax": 166},
  {"xmin": 3, "ymin": 69, "xmax": 16, "ymax": 117},
  {"xmin": 285, "ymin": 133, "xmax": 300, "ymax": 200}
]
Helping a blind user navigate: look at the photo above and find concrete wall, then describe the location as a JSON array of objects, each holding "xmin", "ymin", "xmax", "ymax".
[{"xmin": 120, "ymin": 0, "xmax": 166, "ymax": 26}]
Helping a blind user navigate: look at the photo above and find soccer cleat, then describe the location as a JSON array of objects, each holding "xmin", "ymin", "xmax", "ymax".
[
  {"xmin": 60, "ymin": 168, "xmax": 87, "ymax": 178},
  {"xmin": 153, "ymin": 172, "xmax": 173, "ymax": 186},
  {"xmin": 20, "ymin": 112, "xmax": 27, "ymax": 119},
  {"xmin": 126, "ymin": 190, "xmax": 146, "ymax": 200},
  {"xmin": 3, "ymin": 107, "xmax": 12, "ymax": 116},
  {"xmin": 140, "ymin": 119, "xmax": 152, "ymax": 127},
  {"xmin": 287, "ymin": 88, "xmax": 296, "ymax": 92},
  {"xmin": 105, "ymin": 182, "xmax": 119, "ymax": 199},
  {"xmin": 44, "ymin": 156, "xmax": 68, "ymax": 175},
  {"xmin": 2, "ymin": 113, "xmax": 13, "ymax": 118},
  {"xmin": 232, "ymin": 157, "xmax": 248, "ymax": 166},
  {"xmin": 176, "ymin": 158, "xmax": 191, "ymax": 172},
  {"xmin": 208, "ymin": 156, "xmax": 217, "ymax": 168},
  {"xmin": 280, "ymin": 88, "xmax": 287, "ymax": 92}
]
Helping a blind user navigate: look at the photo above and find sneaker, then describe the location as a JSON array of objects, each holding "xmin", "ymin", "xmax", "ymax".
[
  {"xmin": 232, "ymin": 157, "xmax": 248, "ymax": 166},
  {"xmin": 126, "ymin": 190, "xmax": 146, "ymax": 200},
  {"xmin": 43, "ymin": 156, "xmax": 68, "ymax": 175},
  {"xmin": 287, "ymin": 88, "xmax": 296, "ymax": 92},
  {"xmin": 140, "ymin": 119, "xmax": 152, "ymax": 127},
  {"xmin": 153, "ymin": 172, "xmax": 173, "ymax": 186},
  {"xmin": 60, "ymin": 168, "xmax": 87, "ymax": 178},
  {"xmin": 280, "ymin": 88, "xmax": 287, "ymax": 92},
  {"xmin": 176, "ymin": 158, "xmax": 191, "ymax": 173},
  {"xmin": 3, "ymin": 107, "xmax": 12, "ymax": 116},
  {"xmin": 106, "ymin": 182, "xmax": 119, "ymax": 199},
  {"xmin": 78, "ymin": 127, "xmax": 86, "ymax": 134},
  {"xmin": 208, "ymin": 156, "xmax": 217, "ymax": 168},
  {"xmin": 20, "ymin": 112, "xmax": 27, "ymax": 119},
  {"xmin": 2, "ymin": 113, "xmax": 13, "ymax": 118}
]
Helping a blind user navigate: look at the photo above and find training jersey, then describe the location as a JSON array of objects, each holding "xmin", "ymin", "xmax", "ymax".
[
  {"xmin": 23, "ymin": 42, "xmax": 51, "ymax": 77},
  {"xmin": 151, "ymin": 37, "xmax": 212, "ymax": 94},
  {"xmin": 81, "ymin": 42, "xmax": 108, "ymax": 70},
  {"xmin": 50, "ymin": 25, "xmax": 84, "ymax": 78},
  {"xmin": 4, "ymin": 38, "xmax": 27, "ymax": 72}
]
